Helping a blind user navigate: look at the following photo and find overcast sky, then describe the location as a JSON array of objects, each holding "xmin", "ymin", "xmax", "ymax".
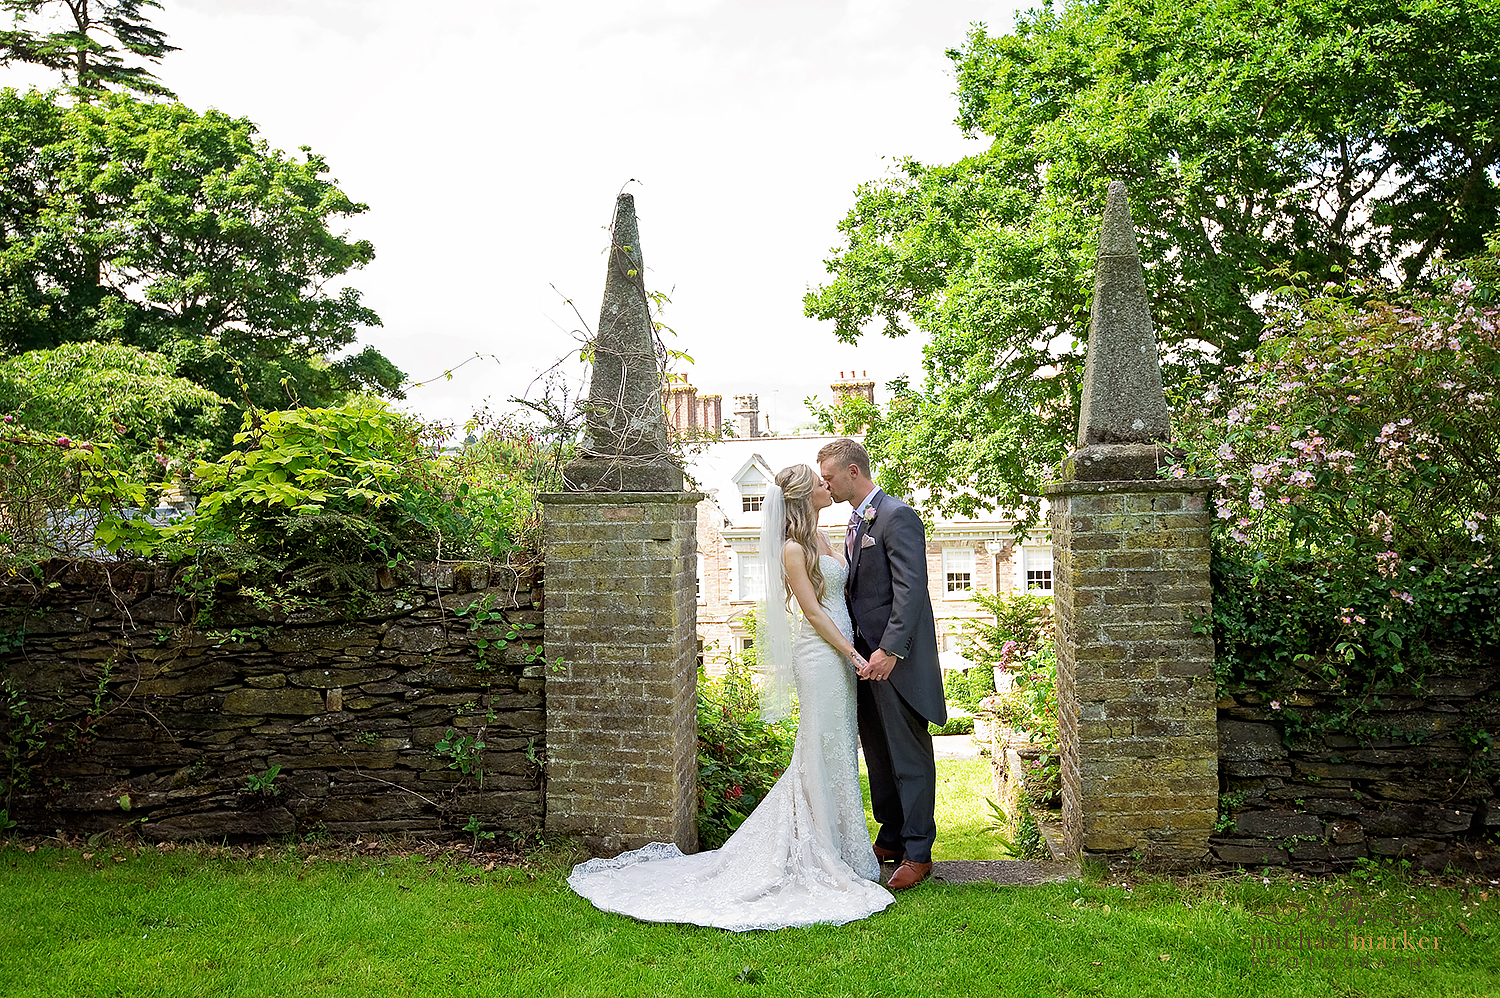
[{"xmin": 5, "ymin": 0, "xmax": 1027, "ymax": 434}]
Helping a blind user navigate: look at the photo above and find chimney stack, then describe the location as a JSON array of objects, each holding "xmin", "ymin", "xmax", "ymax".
[
  {"xmin": 733, "ymin": 394, "xmax": 760, "ymax": 438},
  {"xmin": 831, "ymin": 370, "xmax": 876, "ymax": 406}
]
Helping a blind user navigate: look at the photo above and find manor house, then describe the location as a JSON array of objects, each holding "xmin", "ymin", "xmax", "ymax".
[{"xmin": 667, "ymin": 374, "xmax": 1053, "ymax": 672}]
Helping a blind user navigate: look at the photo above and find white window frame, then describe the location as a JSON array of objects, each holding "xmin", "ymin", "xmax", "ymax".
[
  {"xmin": 738, "ymin": 551, "xmax": 766, "ymax": 601},
  {"xmin": 942, "ymin": 546, "xmax": 974, "ymax": 598},
  {"xmin": 696, "ymin": 553, "xmax": 706, "ymax": 605},
  {"xmin": 1021, "ymin": 545, "xmax": 1054, "ymax": 592}
]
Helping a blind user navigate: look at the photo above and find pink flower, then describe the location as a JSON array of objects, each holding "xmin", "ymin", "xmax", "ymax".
[
  {"xmin": 56, "ymin": 436, "xmax": 71, "ymax": 448},
  {"xmin": 1270, "ymin": 701, "xmax": 1281, "ymax": 711}
]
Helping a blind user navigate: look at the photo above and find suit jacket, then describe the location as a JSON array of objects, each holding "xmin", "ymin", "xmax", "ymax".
[{"xmin": 845, "ymin": 491, "xmax": 947, "ymax": 726}]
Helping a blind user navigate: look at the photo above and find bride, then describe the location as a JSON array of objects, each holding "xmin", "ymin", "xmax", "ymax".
[{"xmin": 566, "ymin": 464, "xmax": 895, "ymax": 930}]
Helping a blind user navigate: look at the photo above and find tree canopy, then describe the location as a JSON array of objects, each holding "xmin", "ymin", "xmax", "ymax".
[
  {"xmin": 804, "ymin": 0, "xmax": 1500, "ymax": 524},
  {"xmin": 0, "ymin": 88, "xmax": 403, "ymax": 445},
  {"xmin": 0, "ymin": 0, "xmax": 175, "ymax": 97}
]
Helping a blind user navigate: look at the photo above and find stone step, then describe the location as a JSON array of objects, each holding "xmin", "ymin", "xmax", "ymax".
[
  {"xmin": 923, "ymin": 858, "xmax": 1079, "ymax": 886},
  {"xmin": 1038, "ymin": 817, "xmax": 1070, "ymax": 861}
]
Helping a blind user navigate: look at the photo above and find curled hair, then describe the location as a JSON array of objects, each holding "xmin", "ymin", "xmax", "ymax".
[{"xmin": 775, "ymin": 463, "xmax": 826, "ymax": 607}]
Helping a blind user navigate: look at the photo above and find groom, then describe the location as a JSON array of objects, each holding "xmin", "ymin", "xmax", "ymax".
[{"xmin": 818, "ymin": 438, "xmax": 946, "ymax": 891}]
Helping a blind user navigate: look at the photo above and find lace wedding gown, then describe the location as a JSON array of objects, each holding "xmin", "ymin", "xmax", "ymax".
[{"xmin": 567, "ymin": 555, "xmax": 894, "ymax": 931}]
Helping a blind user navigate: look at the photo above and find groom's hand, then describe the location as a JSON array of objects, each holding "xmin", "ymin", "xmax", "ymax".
[{"xmin": 860, "ymin": 649, "xmax": 898, "ymax": 681}]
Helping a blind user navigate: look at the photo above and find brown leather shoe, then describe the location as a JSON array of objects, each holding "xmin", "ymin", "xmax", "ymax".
[
  {"xmin": 886, "ymin": 860, "xmax": 933, "ymax": 891},
  {"xmin": 872, "ymin": 844, "xmax": 904, "ymax": 864}
]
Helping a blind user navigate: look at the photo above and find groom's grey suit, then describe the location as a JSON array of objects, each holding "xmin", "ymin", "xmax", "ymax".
[{"xmin": 845, "ymin": 489, "xmax": 945, "ymax": 864}]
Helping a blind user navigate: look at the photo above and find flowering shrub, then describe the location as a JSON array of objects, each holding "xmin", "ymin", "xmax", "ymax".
[
  {"xmin": 990, "ymin": 641, "xmax": 1060, "ymax": 751},
  {"xmin": 1176, "ymin": 282, "xmax": 1497, "ymax": 564},
  {"xmin": 1172, "ymin": 274, "xmax": 1500, "ymax": 703},
  {"xmin": 949, "ymin": 588, "xmax": 1054, "ymax": 711},
  {"xmin": 695, "ymin": 657, "xmax": 794, "ymax": 849}
]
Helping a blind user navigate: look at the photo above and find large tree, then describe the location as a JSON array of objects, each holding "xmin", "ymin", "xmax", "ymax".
[
  {"xmin": 0, "ymin": 88, "xmax": 403, "ymax": 440},
  {"xmin": 0, "ymin": 0, "xmax": 175, "ymax": 97},
  {"xmin": 804, "ymin": 0, "xmax": 1500, "ymax": 526}
]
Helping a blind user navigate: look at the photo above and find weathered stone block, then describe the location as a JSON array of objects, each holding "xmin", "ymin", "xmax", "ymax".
[
  {"xmin": 1210, "ymin": 838, "xmax": 1290, "ymax": 865},
  {"xmin": 1368, "ymin": 836, "xmax": 1444, "ymax": 857},
  {"xmin": 289, "ymin": 667, "xmax": 398, "ymax": 689},
  {"xmin": 382, "ymin": 625, "xmax": 447, "ymax": 652},
  {"xmin": 143, "ymin": 807, "xmax": 295, "ymax": 841},
  {"xmin": 1363, "ymin": 805, "xmax": 1471, "ymax": 837},
  {"xmin": 1219, "ymin": 721, "xmax": 1285, "ymax": 762},
  {"xmin": 220, "ymin": 688, "xmax": 325, "ymax": 716},
  {"xmin": 1232, "ymin": 809, "xmax": 1323, "ymax": 839}
]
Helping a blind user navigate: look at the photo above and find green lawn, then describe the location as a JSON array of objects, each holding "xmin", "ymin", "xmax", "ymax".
[
  {"xmin": 861, "ymin": 756, "xmax": 1008, "ymax": 860},
  {"xmin": 2, "ymin": 755, "xmax": 1496, "ymax": 997},
  {"xmin": 2, "ymin": 842, "xmax": 1495, "ymax": 997}
]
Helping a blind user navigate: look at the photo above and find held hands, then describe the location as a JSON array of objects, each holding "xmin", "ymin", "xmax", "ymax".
[{"xmin": 856, "ymin": 648, "xmax": 897, "ymax": 682}]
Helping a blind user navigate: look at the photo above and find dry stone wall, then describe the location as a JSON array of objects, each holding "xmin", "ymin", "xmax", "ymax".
[
  {"xmin": 1214, "ymin": 659, "xmax": 1500, "ymax": 874},
  {"xmin": 0, "ymin": 558, "xmax": 545, "ymax": 842}
]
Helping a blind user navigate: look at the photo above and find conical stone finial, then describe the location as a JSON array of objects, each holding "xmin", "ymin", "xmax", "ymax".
[
  {"xmin": 564, "ymin": 193, "xmax": 683, "ymax": 492},
  {"xmin": 1065, "ymin": 182, "xmax": 1174, "ymax": 481}
]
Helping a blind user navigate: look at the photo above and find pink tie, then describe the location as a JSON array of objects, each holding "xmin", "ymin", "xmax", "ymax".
[{"xmin": 846, "ymin": 508, "xmax": 861, "ymax": 560}]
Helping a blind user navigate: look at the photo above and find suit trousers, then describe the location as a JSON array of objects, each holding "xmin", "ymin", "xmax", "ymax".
[{"xmin": 856, "ymin": 675, "xmax": 937, "ymax": 863}]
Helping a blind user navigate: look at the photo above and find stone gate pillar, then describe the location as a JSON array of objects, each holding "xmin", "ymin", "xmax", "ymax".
[
  {"xmin": 541, "ymin": 193, "xmax": 700, "ymax": 855},
  {"xmin": 1045, "ymin": 182, "xmax": 1217, "ymax": 868},
  {"xmin": 541, "ymin": 492, "xmax": 701, "ymax": 854}
]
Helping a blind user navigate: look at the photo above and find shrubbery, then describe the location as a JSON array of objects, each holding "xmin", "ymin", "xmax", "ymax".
[
  {"xmin": 1171, "ymin": 254, "xmax": 1500, "ymax": 760},
  {"xmin": 695, "ymin": 658, "xmax": 794, "ymax": 850},
  {"xmin": 953, "ymin": 588, "xmax": 1055, "ymax": 721},
  {"xmin": 1, "ymin": 397, "xmax": 567, "ymax": 585},
  {"xmin": 1173, "ymin": 272, "xmax": 1500, "ymax": 699}
]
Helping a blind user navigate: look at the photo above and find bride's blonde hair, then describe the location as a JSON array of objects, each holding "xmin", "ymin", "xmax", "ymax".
[{"xmin": 775, "ymin": 464, "xmax": 826, "ymax": 607}]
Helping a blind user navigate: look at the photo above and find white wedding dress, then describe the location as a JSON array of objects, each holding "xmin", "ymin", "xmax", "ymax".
[{"xmin": 567, "ymin": 555, "xmax": 894, "ymax": 931}]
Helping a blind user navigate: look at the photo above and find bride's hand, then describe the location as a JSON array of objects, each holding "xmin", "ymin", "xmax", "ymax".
[{"xmin": 848, "ymin": 650, "xmax": 868, "ymax": 674}]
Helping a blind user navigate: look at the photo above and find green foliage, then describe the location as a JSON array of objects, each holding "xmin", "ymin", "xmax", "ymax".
[
  {"xmin": 941, "ymin": 666, "xmax": 995, "ymax": 714},
  {"xmin": 0, "ymin": 0, "xmax": 176, "ymax": 97},
  {"xmin": 1172, "ymin": 276, "xmax": 1500, "ymax": 707},
  {"xmin": 0, "ymin": 341, "xmax": 226, "ymax": 479},
  {"xmin": 434, "ymin": 728, "xmax": 485, "ymax": 787},
  {"xmin": 427, "ymin": 408, "xmax": 569, "ymax": 559},
  {"xmin": 195, "ymin": 402, "xmax": 411, "ymax": 523},
  {"xmin": 927, "ymin": 713, "xmax": 974, "ymax": 737},
  {"xmin": 989, "ymin": 642, "xmax": 1061, "ymax": 753},
  {"xmin": 461, "ymin": 814, "xmax": 496, "ymax": 851},
  {"xmin": 243, "ymin": 765, "xmax": 281, "ymax": 797},
  {"xmin": 695, "ymin": 658, "xmax": 794, "ymax": 850},
  {"xmin": 947, "ymin": 589, "xmax": 1055, "ymax": 714},
  {"xmin": 959, "ymin": 589, "xmax": 1053, "ymax": 667},
  {"xmin": 2, "ymin": 392, "xmax": 568, "ymax": 586},
  {"xmin": 452, "ymin": 595, "xmax": 543, "ymax": 672},
  {"xmin": 0, "ymin": 88, "xmax": 401, "ymax": 437},
  {"xmin": 0, "ymin": 409, "xmax": 158, "ymax": 563},
  {"xmin": 0, "ymin": 680, "xmax": 46, "ymax": 812},
  {"xmin": 804, "ymin": 0, "xmax": 1500, "ymax": 522}
]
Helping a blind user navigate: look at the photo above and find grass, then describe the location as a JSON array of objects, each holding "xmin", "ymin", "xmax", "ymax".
[
  {"xmin": 2, "ymin": 841, "xmax": 1496, "ymax": 997},
  {"xmin": 860, "ymin": 756, "xmax": 1009, "ymax": 861},
  {"xmin": 3, "ymin": 754, "xmax": 1497, "ymax": 996}
]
